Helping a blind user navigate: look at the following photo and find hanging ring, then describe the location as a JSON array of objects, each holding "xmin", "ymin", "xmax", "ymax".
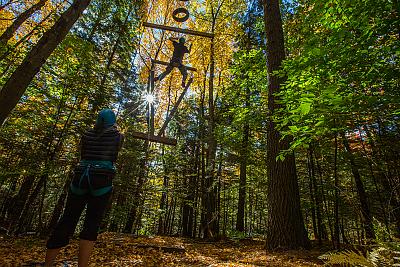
[{"xmin": 172, "ymin": 8, "xmax": 190, "ymax": 23}]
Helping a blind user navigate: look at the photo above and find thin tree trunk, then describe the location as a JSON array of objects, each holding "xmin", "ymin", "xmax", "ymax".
[
  {"xmin": 158, "ymin": 148, "xmax": 169, "ymax": 235},
  {"xmin": 123, "ymin": 142, "xmax": 149, "ymax": 233},
  {"xmin": 193, "ymin": 135, "xmax": 202, "ymax": 238},
  {"xmin": 357, "ymin": 128, "xmax": 392, "ymax": 239},
  {"xmin": 182, "ymin": 148, "xmax": 197, "ymax": 237},
  {"xmin": 334, "ymin": 131, "xmax": 340, "ymax": 248},
  {"xmin": 342, "ymin": 133, "xmax": 375, "ymax": 239},
  {"xmin": 307, "ymin": 153, "xmax": 318, "ymax": 241},
  {"xmin": 309, "ymin": 148, "xmax": 323, "ymax": 245},
  {"xmin": 236, "ymin": 119, "xmax": 249, "ymax": 232},
  {"xmin": 7, "ymin": 175, "xmax": 35, "ymax": 231},
  {"xmin": 158, "ymin": 174, "xmax": 169, "ymax": 235},
  {"xmin": 199, "ymin": 78, "xmax": 207, "ymax": 238},
  {"xmin": 216, "ymin": 159, "xmax": 222, "ymax": 235},
  {"xmin": 364, "ymin": 125, "xmax": 400, "ymax": 236},
  {"xmin": 203, "ymin": 31, "xmax": 217, "ymax": 239},
  {"xmin": 313, "ymin": 151, "xmax": 333, "ymax": 241}
]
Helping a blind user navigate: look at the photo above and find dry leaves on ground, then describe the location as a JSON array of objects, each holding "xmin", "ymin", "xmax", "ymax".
[{"xmin": 0, "ymin": 233, "xmax": 324, "ymax": 266}]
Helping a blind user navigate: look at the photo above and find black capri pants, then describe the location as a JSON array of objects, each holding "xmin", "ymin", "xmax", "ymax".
[{"xmin": 46, "ymin": 190, "xmax": 111, "ymax": 249}]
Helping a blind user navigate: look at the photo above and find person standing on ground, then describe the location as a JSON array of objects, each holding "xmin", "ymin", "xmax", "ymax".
[
  {"xmin": 155, "ymin": 36, "xmax": 191, "ymax": 87},
  {"xmin": 44, "ymin": 109, "xmax": 124, "ymax": 267}
]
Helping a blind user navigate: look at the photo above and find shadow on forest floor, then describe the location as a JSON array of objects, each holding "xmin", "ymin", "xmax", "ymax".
[{"xmin": 0, "ymin": 232, "xmax": 324, "ymax": 266}]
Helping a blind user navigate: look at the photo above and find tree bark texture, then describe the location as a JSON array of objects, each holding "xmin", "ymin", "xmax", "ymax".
[
  {"xmin": 262, "ymin": 0, "xmax": 310, "ymax": 249},
  {"xmin": 0, "ymin": 0, "xmax": 91, "ymax": 125}
]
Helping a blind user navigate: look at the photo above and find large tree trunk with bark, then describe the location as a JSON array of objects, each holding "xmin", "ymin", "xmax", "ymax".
[
  {"xmin": 262, "ymin": 0, "xmax": 310, "ymax": 249},
  {"xmin": 0, "ymin": 0, "xmax": 91, "ymax": 125},
  {"xmin": 0, "ymin": 0, "xmax": 47, "ymax": 44}
]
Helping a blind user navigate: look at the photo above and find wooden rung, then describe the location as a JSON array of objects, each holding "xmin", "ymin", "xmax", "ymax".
[
  {"xmin": 143, "ymin": 22, "xmax": 214, "ymax": 39},
  {"xmin": 131, "ymin": 131, "xmax": 177, "ymax": 146},
  {"xmin": 152, "ymin": 59, "xmax": 197, "ymax": 72}
]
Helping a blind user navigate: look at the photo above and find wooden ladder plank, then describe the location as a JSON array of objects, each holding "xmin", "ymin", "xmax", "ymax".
[
  {"xmin": 152, "ymin": 59, "xmax": 197, "ymax": 72},
  {"xmin": 131, "ymin": 131, "xmax": 177, "ymax": 146},
  {"xmin": 143, "ymin": 22, "xmax": 214, "ymax": 38}
]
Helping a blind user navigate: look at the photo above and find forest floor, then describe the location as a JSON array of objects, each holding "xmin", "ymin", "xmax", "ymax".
[{"xmin": 0, "ymin": 232, "xmax": 325, "ymax": 266}]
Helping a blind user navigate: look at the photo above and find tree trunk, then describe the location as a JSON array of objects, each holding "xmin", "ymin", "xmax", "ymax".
[
  {"xmin": 342, "ymin": 133, "xmax": 375, "ymax": 239},
  {"xmin": 0, "ymin": 0, "xmax": 47, "ymax": 44},
  {"xmin": 182, "ymin": 148, "xmax": 197, "ymax": 237},
  {"xmin": 315, "ymin": 154, "xmax": 332, "ymax": 241},
  {"xmin": 364, "ymin": 125, "xmax": 400, "ymax": 236},
  {"xmin": 309, "ymin": 148, "xmax": 323, "ymax": 245},
  {"xmin": 202, "ymin": 31, "xmax": 218, "ymax": 239},
  {"xmin": 262, "ymin": 0, "xmax": 310, "ymax": 249},
  {"xmin": 236, "ymin": 115, "xmax": 249, "ymax": 232},
  {"xmin": 123, "ymin": 142, "xmax": 149, "ymax": 233},
  {"xmin": 7, "ymin": 175, "xmax": 35, "ymax": 231},
  {"xmin": 333, "ymin": 132, "xmax": 340, "ymax": 248},
  {"xmin": 307, "ymin": 153, "xmax": 318, "ymax": 241},
  {"xmin": 0, "ymin": 0, "xmax": 91, "ymax": 125}
]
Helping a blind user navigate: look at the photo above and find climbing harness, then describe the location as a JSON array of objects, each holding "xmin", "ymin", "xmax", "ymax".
[{"xmin": 70, "ymin": 160, "xmax": 115, "ymax": 197}]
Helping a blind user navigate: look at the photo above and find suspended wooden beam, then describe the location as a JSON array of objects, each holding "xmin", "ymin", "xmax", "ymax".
[
  {"xmin": 152, "ymin": 59, "xmax": 197, "ymax": 72},
  {"xmin": 131, "ymin": 131, "xmax": 177, "ymax": 146},
  {"xmin": 158, "ymin": 77, "xmax": 193, "ymax": 137},
  {"xmin": 143, "ymin": 22, "xmax": 214, "ymax": 39}
]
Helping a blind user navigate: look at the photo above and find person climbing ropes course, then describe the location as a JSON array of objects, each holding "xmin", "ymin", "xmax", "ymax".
[{"xmin": 154, "ymin": 36, "xmax": 191, "ymax": 87}]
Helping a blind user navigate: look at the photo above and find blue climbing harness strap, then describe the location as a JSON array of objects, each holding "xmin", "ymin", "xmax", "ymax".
[{"xmin": 70, "ymin": 160, "xmax": 114, "ymax": 196}]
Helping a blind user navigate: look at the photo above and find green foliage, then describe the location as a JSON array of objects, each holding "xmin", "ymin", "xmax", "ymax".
[
  {"xmin": 319, "ymin": 250, "xmax": 374, "ymax": 267},
  {"xmin": 319, "ymin": 241, "xmax": 400, "ymax": 267},
  {"xmin": 276, "ymin": 0, "xmax": 400, "ymax": 151}
]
